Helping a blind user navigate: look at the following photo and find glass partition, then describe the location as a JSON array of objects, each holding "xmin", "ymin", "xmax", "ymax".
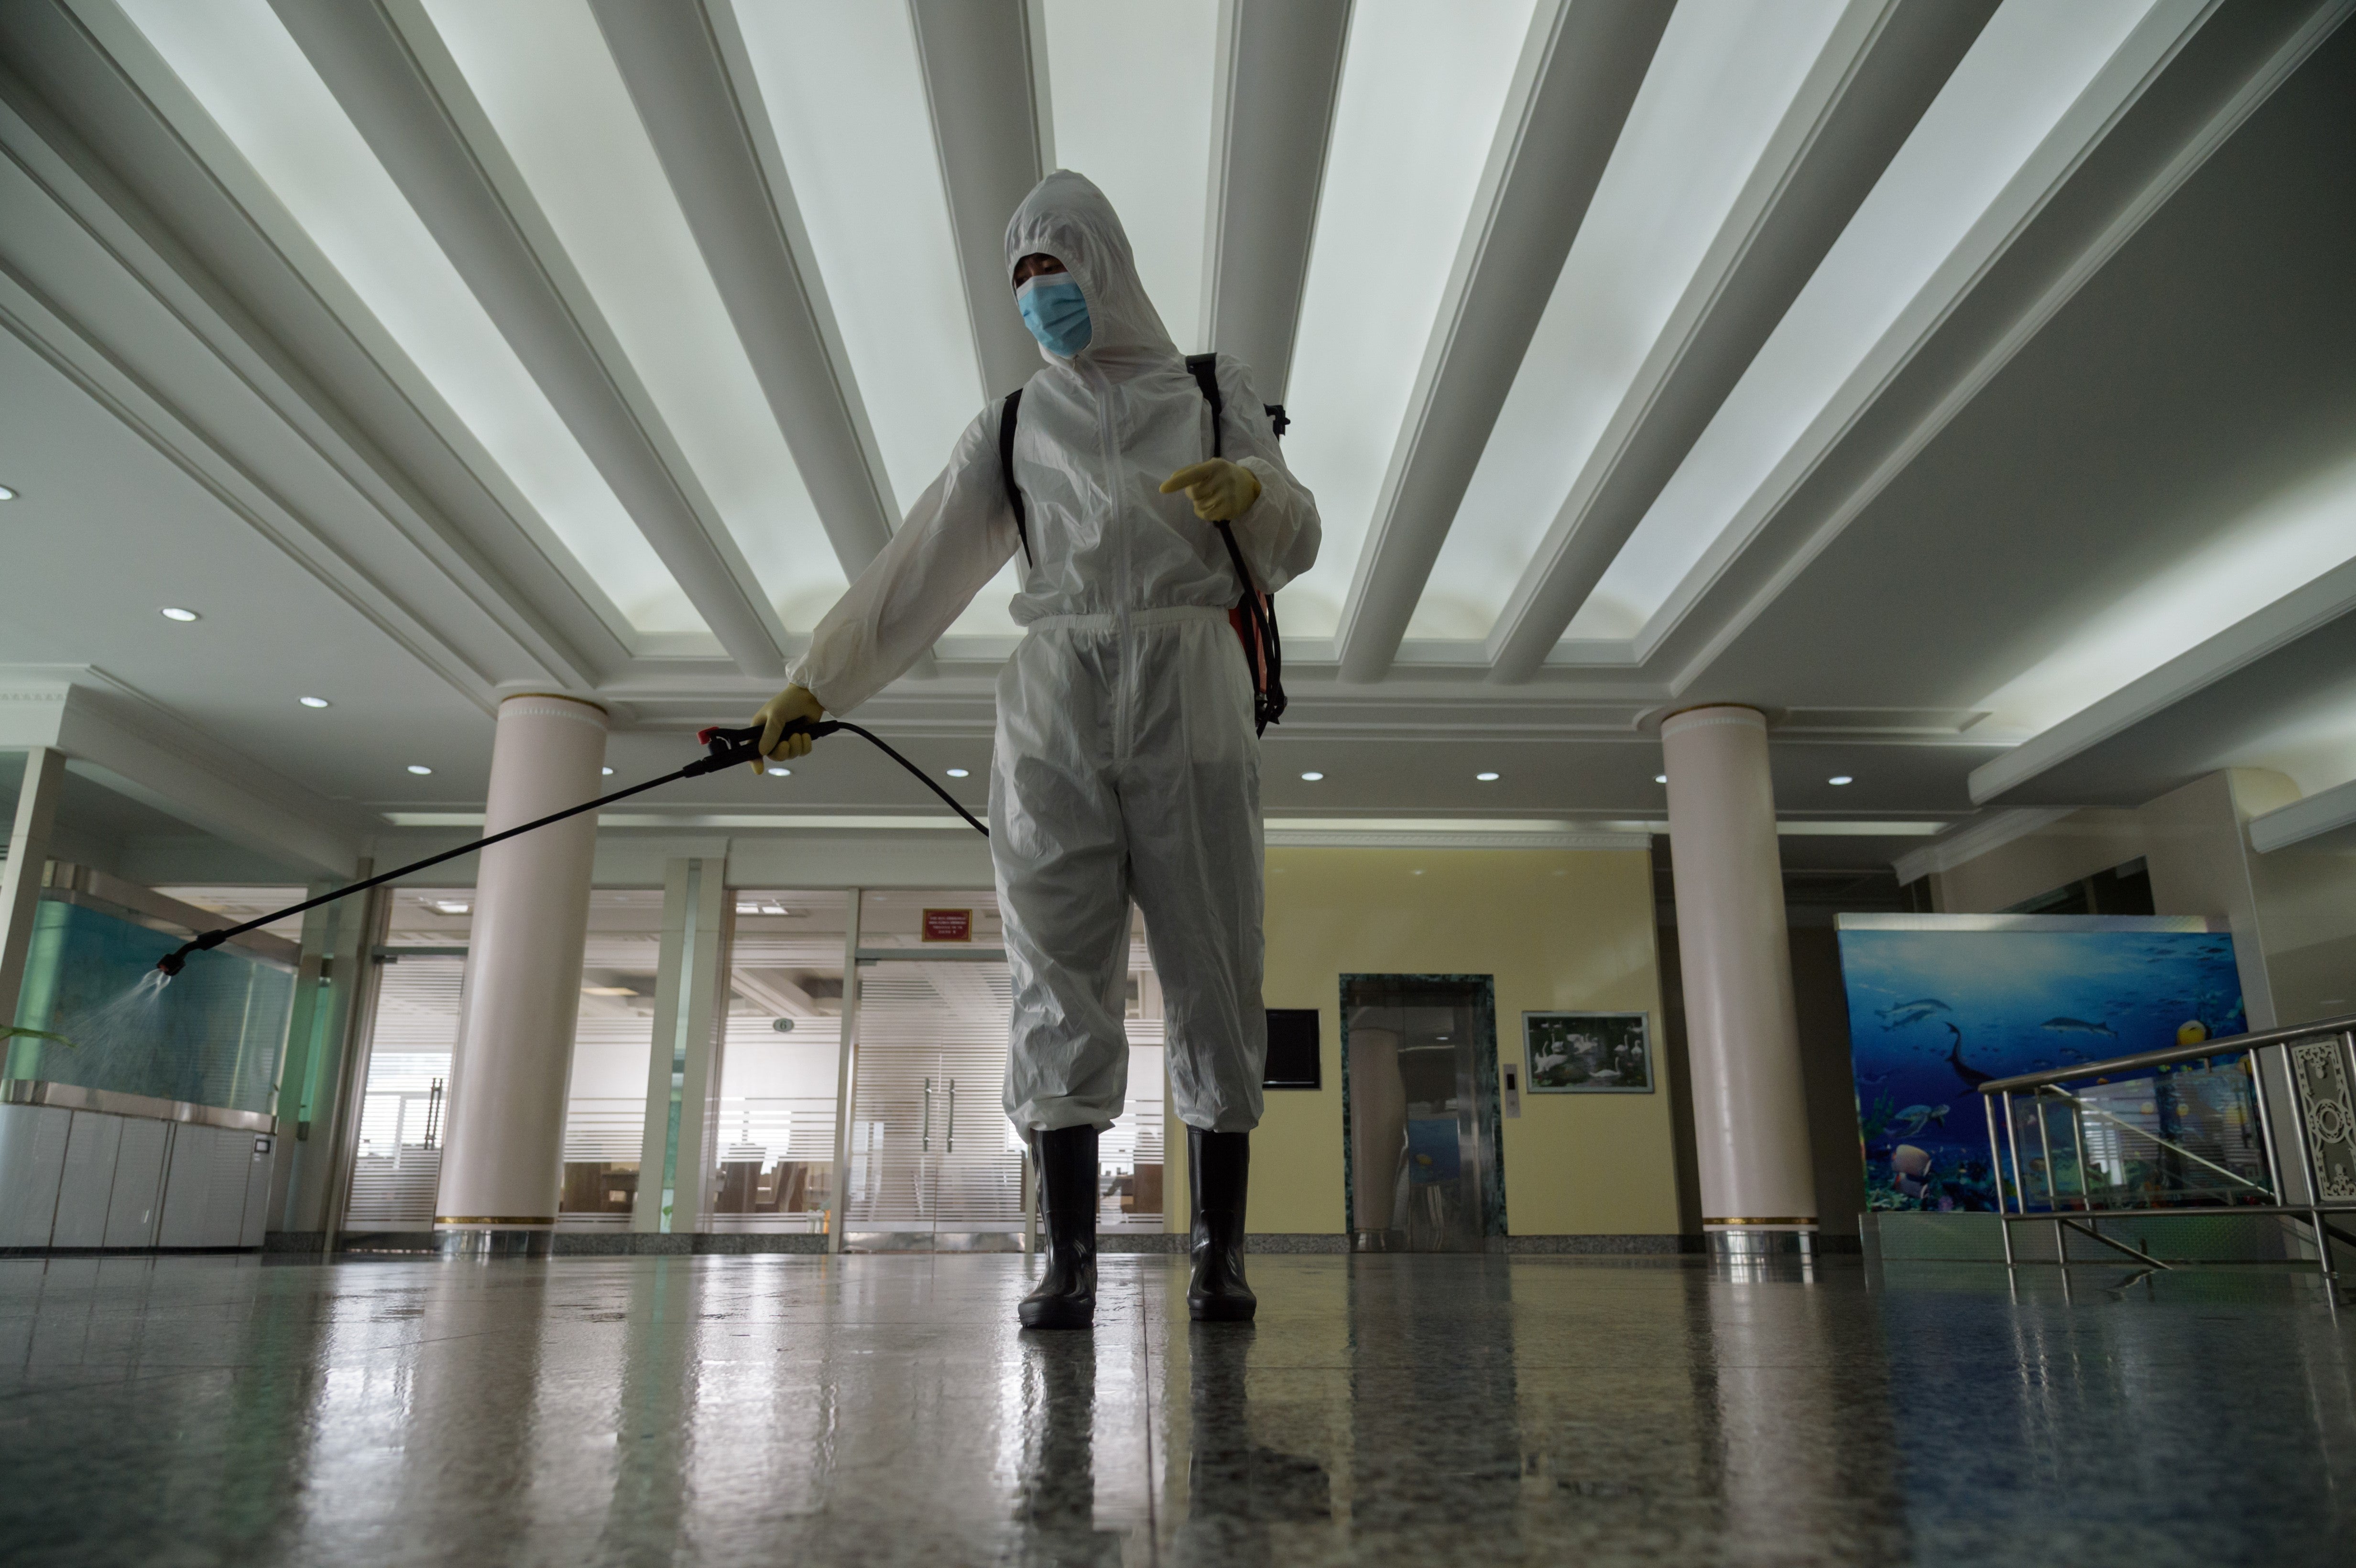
[
  {"xmin": 7, "ymin": 880, "xmax": 295, "ymax": 1117},
  {"xmin": 1104, "ymin": 927, "xmax": 1165, "ymax": 1234},
  {"xmin": 2003, "ymin": 1052, "xmax": 2273, "ymax": 1213},
  {"xmin": 709, "ymin": 889, "xmax": 848, "ymax": 1232},
  {"xmin": 559, "ymin": 890, "xmax": 665, "ymax": 1227},
  {"xmin": 345, "ymin": 887, "xmax": 664, "ymax": 1230}
]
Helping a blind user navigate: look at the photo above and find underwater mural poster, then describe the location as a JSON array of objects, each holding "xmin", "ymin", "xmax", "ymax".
[{"xmin": 1834, "ymin": 915, "xmax": 2244, "ymax": 1214}]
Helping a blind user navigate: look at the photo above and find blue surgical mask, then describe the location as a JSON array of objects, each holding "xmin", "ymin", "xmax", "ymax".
[{"xmin": 1017, "ymin": 273, "xmax": 1092, "ymax": 358}]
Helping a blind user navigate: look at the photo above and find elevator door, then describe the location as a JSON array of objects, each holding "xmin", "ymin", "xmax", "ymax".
[{"xmin": 1343, "ymin": 975, "xmax": 1505, "ymax": 1251}]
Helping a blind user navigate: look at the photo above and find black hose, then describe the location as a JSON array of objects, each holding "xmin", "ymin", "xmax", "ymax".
[{"xmin": 155, "ymin": 718, "xmax": 985, "ymax": 975}]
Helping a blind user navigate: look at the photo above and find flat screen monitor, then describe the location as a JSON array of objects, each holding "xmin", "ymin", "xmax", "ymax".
[{"xmin": 1264, "ymin": 1008, "xmax": 1321, "ymax": 1089}]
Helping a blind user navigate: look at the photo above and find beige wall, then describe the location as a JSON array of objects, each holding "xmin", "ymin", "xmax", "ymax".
[
  {"xmin": 1929, "ymin": 809, "xmax": 2143, "ymax": 914},
  {"xmin": 2140, "ymin": 771, "xmax": 2294, "ymax": 1028},
  {"xmin": 2249, "ymin": 830, "xmax": 2356, "ymax": 1027},
  {"xmin": 1195, "ymin": 845, "xmax": 1677, "ymax": 1237}
]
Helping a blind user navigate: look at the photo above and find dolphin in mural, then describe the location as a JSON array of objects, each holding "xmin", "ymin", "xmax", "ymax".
[{"xmin": 1878, "ymin": 998, "xmax": 1953, "ymax": 1030}]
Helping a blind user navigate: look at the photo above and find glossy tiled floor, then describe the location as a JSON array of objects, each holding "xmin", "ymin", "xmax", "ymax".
[{"xmin": 3, "ymin": 1252, "xmax": 2354, "ymax": 1566}]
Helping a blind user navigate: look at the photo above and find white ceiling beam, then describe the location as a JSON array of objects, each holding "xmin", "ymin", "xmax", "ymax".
[
  {"xmin": 1331, "ymin": 0, "xmax": 1674, "ymax": 686},
  {"xmin": 1647, "ymin": 0, "xmax": 2345, "ymax": 694},
  {"xmin": 1484, "ymin": 0, "xmax": 1997, "ymax": 685},
  {"xmin": 1965, "ymin": 555, "xmax": 2356, "ymax": 807},
  {"xmin": 2250, "ymin": 778, "xmax": 2356, "ymax": 855},
  {"xmin": 268, "ymin": 0, "xmax": 791, "ymax": 678},
  {"xmin": 9, "ymin": 0, "xmax": 632, "ymax": 689},
  {"xmin": 908, "ymin": 0, "xmax": 1050, "ymax": 399},
  {"xmin": 591, "ymin": 0, "xmax": 900, "ymax": 584},
  {"xmin": 1199, "ymin": 0, "xmax": 1350, "ymax": 396}
]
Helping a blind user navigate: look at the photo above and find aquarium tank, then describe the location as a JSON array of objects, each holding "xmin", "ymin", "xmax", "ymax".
[
  {"xmin": 1836, "ymin": 915, "xmax": 2246, "ymax": 1215},
  {"xmin": 5, "ymin": 892, "xmax": 294, "ymax": 1117}
]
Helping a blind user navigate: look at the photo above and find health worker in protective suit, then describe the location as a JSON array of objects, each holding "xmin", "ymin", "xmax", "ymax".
[{"xmin": 751, "ymin": 171, "xmax": 1319, "ymax": 1330}]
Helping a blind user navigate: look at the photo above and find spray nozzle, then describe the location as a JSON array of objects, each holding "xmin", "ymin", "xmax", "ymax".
[{"xmin": 156, "ymin": 928, "xmax": 228, "ymax": 977}]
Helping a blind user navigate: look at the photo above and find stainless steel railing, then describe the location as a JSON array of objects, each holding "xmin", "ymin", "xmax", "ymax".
[{"xmin": 1979, "ymin": 1011, "xmax": 2356, "ymax": 1273}]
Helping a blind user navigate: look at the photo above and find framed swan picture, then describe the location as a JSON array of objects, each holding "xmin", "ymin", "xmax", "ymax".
[{"xmin": 1524, "ymin": 1012, "xmax": 1652, "ymax": 1094}]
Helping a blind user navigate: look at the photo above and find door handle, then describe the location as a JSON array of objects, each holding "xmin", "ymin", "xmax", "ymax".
[
  {"xmin": 922, "ymin": 1077, "xmax": 932, "ymax": 1152},
  {"xmin": 946, "ymin": 1079, "xmax": 956, "ymax": 1153}
]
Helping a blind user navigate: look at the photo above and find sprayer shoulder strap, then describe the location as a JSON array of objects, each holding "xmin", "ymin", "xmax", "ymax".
[
  {"xmin": 997, "ymin": 388, "xmax": 1031, "ymax": 568},
  {"xmin": 1185, "ymin": 354, "xmax": 1253, "ymax": 588},
  {"xmin": 1185, "ymin": 353, "xmax": 1288, "ymax": 737}
]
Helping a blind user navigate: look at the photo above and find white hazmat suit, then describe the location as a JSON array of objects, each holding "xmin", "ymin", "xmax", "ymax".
[{"xmin": 786, "ymin": 172, "xmax": 1320, "ymax": 1136}]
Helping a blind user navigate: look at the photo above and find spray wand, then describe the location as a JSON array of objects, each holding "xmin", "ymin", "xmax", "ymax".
[{"xmin": 153, "ymin": 718, "xmax": 985, "ymax": 977}]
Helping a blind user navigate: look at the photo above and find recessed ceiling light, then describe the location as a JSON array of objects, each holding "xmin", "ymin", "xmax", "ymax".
[
  {"xmin": 298, "ymin": 696, "xmax": 330, "ymax": 708},
  {"xmin": 1412, "ymin": 869, "xmax": 1426, "ymax": 876},
  {"xmin": 431, "ymin": 900, "xmax": 469, "ymax": 915},
  {"xmin": 406, "ymin": 764, "xmax": 433, "ymax": 775},
  {"xmin": 1655, "ymin": 774, "xmax": 1668, "ymax": 784},
  {"xmin": 1830, "ymin": 775, "xmax": 1854, "ymax": 786},
  {"xmin": 160, "ymin": 607, "xmax": 199, "ymax": 622},
  {"xmin": 1300, "ymin": 771, "xmax": 1324, "ymax": 782},
  {"xmin": 601, "ymin": 766, "xmax": 614, "ymax": 776},
  {"xmin": 946, "ymin": 768, "xmax": 970, "ymax": 779},
  {"xmin": 1475, "ymin": 772, "xmax": 1500, "ymax": 782},
  {"xmin": 0, "ymin": 485, "xmax": 18, "ymax": 501},
  {"xmin": 768, "ymin": 767, "xmax": 791, "ymax": 778}
]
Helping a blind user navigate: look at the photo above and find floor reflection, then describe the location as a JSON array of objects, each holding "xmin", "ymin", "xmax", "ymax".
[
  {"xmin": 1167, "ymin": 1325, "xmax": 1331, "ymax": 1566},
  {"xmin": 5, "ymin": 1253, "xmax": 2356, "ymax": 1564},
  {"xmin": 1008, "ymin": 1334, "xmax": 1126, "ymax": 1567}
]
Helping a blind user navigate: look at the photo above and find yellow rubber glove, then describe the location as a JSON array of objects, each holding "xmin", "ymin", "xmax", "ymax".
[
  {"xmin": 1160, "ymin": 459, "xmax": 1261, "ymax": 522},
  {"xmin": 751, "ymin": 684, "xmax": 824, "ymax": 772}
]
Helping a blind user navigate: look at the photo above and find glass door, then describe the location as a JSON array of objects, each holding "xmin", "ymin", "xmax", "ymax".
[
  {"xmin": 842, "ymin": 892, "xmax": 1024, "ymax": 1251},
  {"xmin": 344, "ymin": 887, "xmax": 471, "ymax": 1230},
  {"xmin": 1342, "ymin": 975, "xmax": 1506, "ymax": 1252}
]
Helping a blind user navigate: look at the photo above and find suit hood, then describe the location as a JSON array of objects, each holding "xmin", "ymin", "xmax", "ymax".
[{"xmin": 1005, "ymin": 170, "xmax": 1178, "ymax": 368}]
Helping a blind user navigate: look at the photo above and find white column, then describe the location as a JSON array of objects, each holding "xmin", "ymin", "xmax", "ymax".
[
  {"xmin": 0, "ymin": 747, "xmax": 65, "ymax": 1076},
  {"xmin": 1661, "ymin": 706, "xmax": 1816, "ymax": 1255},
  {"xmin": 435, "ymin": 695, "xmax": 608, "ymax": 1255}
]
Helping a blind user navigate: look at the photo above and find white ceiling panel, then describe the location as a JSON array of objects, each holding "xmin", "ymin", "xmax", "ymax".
[
  {"xmin": 423, "ymin": 0, "xmax": 844, "ymax": 634},
  {"xmin": 731, "ymin": 0, "xmax": 1013, "ymax": 642},
  {"xmin": 1040, "ymin": 0, "xmax": 1220, "ymax": 354},
  {"xmin": 1278, "ymin": 0, "xmax": 1540, "ymax": 641},
  {"xmin": 729, "ymin": 0, "xmax": 981, "ymax": 516},
  {"xmin": 1571, "ymin": 0, "xmax": 2166, "ymax": 642},
  {"xmin": 1408, "ymin": 0, "xmax": 1850, "ymax": 642},
  {"xmin": 114, "ymin": 0, "xmax": 708, "ymax": 638}
]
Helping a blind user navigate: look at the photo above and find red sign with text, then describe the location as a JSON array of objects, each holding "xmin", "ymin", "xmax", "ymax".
[{"xmin": 922, "ymin": 908, "xmax": 972, "ymax": 943}]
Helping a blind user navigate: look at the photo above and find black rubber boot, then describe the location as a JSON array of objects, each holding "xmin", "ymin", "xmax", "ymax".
[
  {"xmin": 1187, "ymin": 1126, "xmax": 1256, "ymax": 1322},
  {"xmin": 1020, "ymin": 1125, "xmax": 1098, "ymax": 1331}
]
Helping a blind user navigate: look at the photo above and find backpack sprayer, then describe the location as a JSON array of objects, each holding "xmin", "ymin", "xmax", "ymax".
[{"xmin": 152, "ymin": 718, "xmax": 985, "ymax": 978}]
